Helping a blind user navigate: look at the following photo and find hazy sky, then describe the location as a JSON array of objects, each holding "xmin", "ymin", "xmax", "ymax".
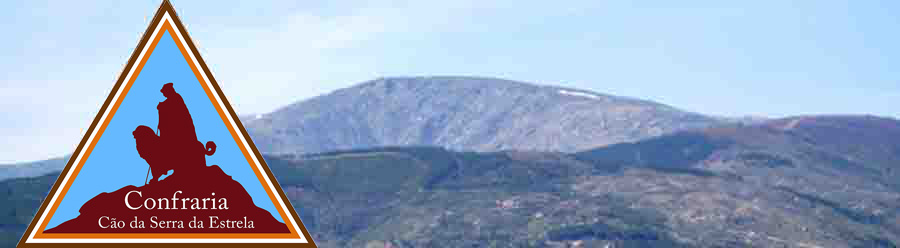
[{"xmin": 2, "ymin": 1, "xmax": 899, "ymax": 163}]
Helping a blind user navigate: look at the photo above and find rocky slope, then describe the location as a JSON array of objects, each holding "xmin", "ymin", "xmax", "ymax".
[
  {"xmin": 5, "ymin": 115, "xmax": 899, "ymax": 247},
  {"xmin": 245, "ymin": 76, "xmax": 720, "ymax": 155},
  {"xmin": 45, "ymin": 165, "xmax": 288, "ymax": 233},
  {"xmin": 573, "ymin": 115, "xmax": 900, "ymax": 248}
]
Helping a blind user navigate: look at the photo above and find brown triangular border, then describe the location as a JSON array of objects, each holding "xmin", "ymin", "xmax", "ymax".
[{"xmin": 17, "ymin": 1, "xmax": 317, "ymax": 247}]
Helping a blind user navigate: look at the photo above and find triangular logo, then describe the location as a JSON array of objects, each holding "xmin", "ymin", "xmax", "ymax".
[{"xmin": 18, "ymin": 1, "xmax": 316, "ymax": 247}]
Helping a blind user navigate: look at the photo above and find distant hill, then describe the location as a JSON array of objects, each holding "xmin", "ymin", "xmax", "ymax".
[
  {"xmin": 4, "ymin": 116, "xmax": 899, "ymax": 247},
  {"xmin": 245, "ymin": 76, "xmax": 720, "ymax": 155},
  {"xmin": 0, "ymin": 156, "xmax": 68, "ymax": 181}
]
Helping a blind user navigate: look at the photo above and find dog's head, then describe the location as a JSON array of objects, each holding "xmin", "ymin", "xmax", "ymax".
[{"xmin": 132, "ymin": 125, "xmax": 157, "ymax": 141}]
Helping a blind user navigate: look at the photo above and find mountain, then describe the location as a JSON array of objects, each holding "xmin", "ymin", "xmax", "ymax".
[
  {"xmin": 0, "ymin": 156, "xmax": 68, "ymax": 181},
  {"xmin": 245, "ymin": 76, "xmax": 720, "ymax": 155},
  {"xmin": 0, "ymin": 173, "xmax": 53, "ymax": 245},
  {"xmin": 572, "ymin": 115, "xmax": 900, "ymax": 247},
  {"xmin": 4, "ymin": 115, "xmax": 899, "ymax": 247},
  {"xmin": 1, "ymin": 77, "xmax": 718, "ymax": 181},
  {"xmin": 273, "ymin": 116, "xmax": 899, "ymax": 247}
]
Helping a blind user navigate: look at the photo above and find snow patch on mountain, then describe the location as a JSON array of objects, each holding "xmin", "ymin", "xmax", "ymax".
[{"xmin": 558, "ymin": 89, "xmax": 600, "ymax": 99}]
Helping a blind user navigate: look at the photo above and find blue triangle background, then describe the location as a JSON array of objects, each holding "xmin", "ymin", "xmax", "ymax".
[{"xmin": 46, "ymin": 30, "xmax": 282, "ymax": 230}]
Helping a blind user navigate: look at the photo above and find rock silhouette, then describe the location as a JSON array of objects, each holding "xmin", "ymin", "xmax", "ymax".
[
  {"xmin": 45, "ymin": 165, "xmax": 288, "ymax": 233},
  {"xmin": 45, "ymin": 83, "xmax": 288, "ymax": 233}
]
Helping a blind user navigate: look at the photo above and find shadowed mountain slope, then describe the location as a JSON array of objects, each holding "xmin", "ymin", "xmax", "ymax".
[{"xmin": 4, "ymin": 116, "xmax": 899, "ymax": 247}]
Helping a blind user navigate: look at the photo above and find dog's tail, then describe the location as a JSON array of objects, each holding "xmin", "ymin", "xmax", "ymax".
[{"xmin": 205, "ymin": 141, "xmax": 216, "ymax": 156}]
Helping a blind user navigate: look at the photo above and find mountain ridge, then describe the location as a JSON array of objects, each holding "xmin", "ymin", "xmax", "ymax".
[
  {"xmin": 246, "ymin": 76, "xmax": 721, "ymax": 155},
  {"xmin": 3, "ymin": 77, "xmax": 898, "ymax": 247}
]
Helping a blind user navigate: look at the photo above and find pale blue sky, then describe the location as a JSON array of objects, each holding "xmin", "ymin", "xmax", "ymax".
[{"xmin": 2, "ymin": 1, "xmax": 899, "ymax": 163}]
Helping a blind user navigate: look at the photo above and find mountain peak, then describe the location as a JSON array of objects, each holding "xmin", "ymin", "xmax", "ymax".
[
  {"xmin": 247, "ymin": 76, "xmax": 720, "ymax": 155},
  {"xmin": 356, "ymin": 76, "xmax": 548, "ymax": 96}
]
